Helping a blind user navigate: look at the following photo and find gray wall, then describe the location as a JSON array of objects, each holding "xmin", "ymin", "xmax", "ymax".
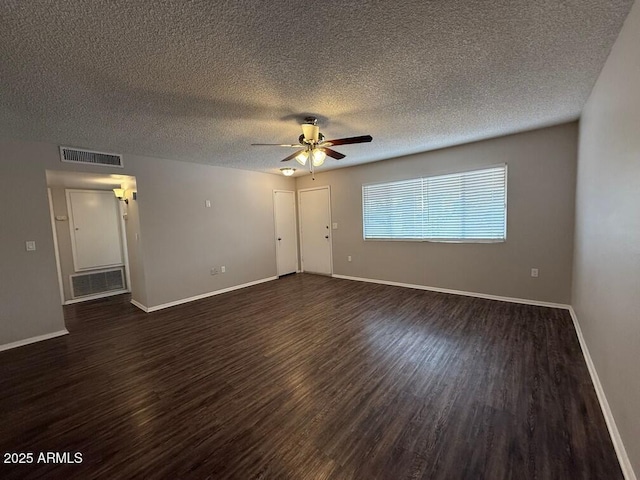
[
  {"xmin": 573, "ymin": 1, "xmax": 640, "ymax": 476},
  {"xmin": 0, "ymin": 143, "xmax": 67, "ymax": 344},
  {"xmin": 297, "ymin": 123, "xmax": 578, "ymax": 304},
  {"xmin": 0, "ymin": 138, "xmax": 294, "ymax": 346},
  {"xmin": 129, "ymin": 153, "xmax": 294, "ymax": 307}
]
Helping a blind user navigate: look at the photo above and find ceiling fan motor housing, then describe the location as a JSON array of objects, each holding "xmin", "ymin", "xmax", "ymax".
[{"xmin": 299, "ymin": 132, "xmax": 325, "ymax": 145}]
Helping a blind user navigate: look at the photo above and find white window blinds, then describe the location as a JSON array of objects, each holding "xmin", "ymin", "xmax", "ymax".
[{"xmin": 363, "ymin": 165, "xmax": 507, "ymax": 242}]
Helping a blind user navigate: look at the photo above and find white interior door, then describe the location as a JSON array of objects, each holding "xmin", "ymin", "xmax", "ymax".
[
  {"xmin": 67, "ymin": 190, "xmax": 124, "ymax": 271},
  {"xmin": 299, "ymin": 186, "xmax": 332, "ymax": 275},
  {"xmin": 274, "ymin": 190, "xmax": 298, "ymax": 276}
]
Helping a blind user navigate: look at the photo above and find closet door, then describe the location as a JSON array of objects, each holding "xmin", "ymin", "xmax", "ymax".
[
  {"xmin": 298, "ymin": 186, "xmax": 332, "ymax": 275},
  {"xmin": 274, "ymin": 190, "xmax": 298, "ymax": 276},
  {"xmin": 67, "ymin": 190, "xmax": 124, "ymax": 271}
]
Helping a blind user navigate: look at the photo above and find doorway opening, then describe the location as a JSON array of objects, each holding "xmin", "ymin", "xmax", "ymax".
[{"xmin": 46, "ymin": 170, "xmax": 139, "ymax": 305}]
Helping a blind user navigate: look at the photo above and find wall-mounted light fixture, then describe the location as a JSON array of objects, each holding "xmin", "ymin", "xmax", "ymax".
[
  {"xmin": 280, "ymin": 167, "xmax": 296, "ymax": 177},
  {"xmin": 113, "ymin": 188, "xmax": 128, "ymax": 204}
]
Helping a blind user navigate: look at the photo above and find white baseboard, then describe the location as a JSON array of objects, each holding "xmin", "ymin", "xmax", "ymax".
[
  {"xmin": 331, "ymin": 274, "xmax": 571, "ymax": 310},
  {"xmin": 130, "ymin": 299, "xmax": 149, "ymax": 313},
  {"xmin": 64, "ymin": 289, "xmax": 130, "ymax": 305},
  {"xmin": 0, "ymin": 329, "xmax": 69, "ymax": 353},
  {"xmin": 145, "ymin": 276, "xmax": 278, "ymax": 313},
  {"xmin": 568, "ymin": 307, "xmax": 636, "ymax": 480}
]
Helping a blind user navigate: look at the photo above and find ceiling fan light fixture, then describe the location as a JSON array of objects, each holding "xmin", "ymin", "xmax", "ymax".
[
  {"xmin": 280, "ymin": 167, "xmax": 296, "ymax": 176},
  {"xmin": 295, "ymin": 150, "xmax": 309, "ymax": 166},
  {"xmin": 311, "ymin": 149, "xmax": 326, "ymax": 166}
]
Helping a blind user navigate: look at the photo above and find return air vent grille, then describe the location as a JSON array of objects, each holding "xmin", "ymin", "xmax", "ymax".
[
  {"xmin": 70, "ymin": 268, "xmax": 125, "ymax": 299},
  {"xmin": 60, "ymin": 146, "xmax": 123, "ymax": 167}
]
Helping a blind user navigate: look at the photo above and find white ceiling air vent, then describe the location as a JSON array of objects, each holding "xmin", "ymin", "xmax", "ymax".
[{"xmin": 60, "ymin": 146, "xmax": 123, "ymax": 168}]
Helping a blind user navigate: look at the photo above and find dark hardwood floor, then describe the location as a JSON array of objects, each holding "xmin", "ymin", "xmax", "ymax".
[{"xmin": 0, "ymin": 274, "xmax": 622, "ymax": 479}]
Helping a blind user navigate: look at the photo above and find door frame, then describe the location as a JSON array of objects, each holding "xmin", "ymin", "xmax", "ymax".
[
  {"xmin": 47, "ymin": 188, "xmax": 66, "ymax": 304},
  {"xmin": 273, "ymin": 189, "xmax": 299, "ymax": 276},
  {"xmin": 60, "ymin": 188, "xmax": 131, "ymax": 304},
  {"xmin": 297, "ymin": 185, "xmax": 333, "ymax": 275}
]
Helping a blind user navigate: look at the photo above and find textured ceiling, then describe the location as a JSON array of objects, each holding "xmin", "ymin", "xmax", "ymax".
[{"xmin": 0, "ymin": 1, "xmax": 634, "ymax": 176}]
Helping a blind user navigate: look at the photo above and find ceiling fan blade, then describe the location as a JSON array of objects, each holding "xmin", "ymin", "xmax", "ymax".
[
  {"xmin": 320, "ymin": 147, "xmax": 346, "ymax": 160},
  {"xmin": 323, "ymin": 135, "xmax": 373, "ymax": 147},
  {"xmin": 281, "ymin": 149, "xmax": 305, "ymax": 162},
  {"xmin": 251, "ymin": 143, "xmax": 304, "ymax": 147}
]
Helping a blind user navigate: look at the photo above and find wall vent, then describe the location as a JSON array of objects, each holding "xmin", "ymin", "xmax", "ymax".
[
  {"xmin": 70, "ymin": 268, "xmax": 125, "ymax": 299},
  {"xmin": 60, "ymin": 146, "xmax": 123, "ymax": 168}
]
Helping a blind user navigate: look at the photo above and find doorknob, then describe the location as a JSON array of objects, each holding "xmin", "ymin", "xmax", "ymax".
[
  {"xmin": 325, "ymin": 235, "xmax": 329, "ymax": 239},
  {"xmin": 278, "ymin": 237, "xmax": 282, "ymax": 241}
]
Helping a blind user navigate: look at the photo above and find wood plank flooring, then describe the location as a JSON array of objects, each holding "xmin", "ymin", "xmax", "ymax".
[{"xmin": 0, "ymin": 274, "xmax": 622, "ymax": 479}]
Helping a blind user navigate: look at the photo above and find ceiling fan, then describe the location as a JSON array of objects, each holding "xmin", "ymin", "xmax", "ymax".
[{"xmin": 252, "ymin": 117, "xmax": 372, "ymax": 176}]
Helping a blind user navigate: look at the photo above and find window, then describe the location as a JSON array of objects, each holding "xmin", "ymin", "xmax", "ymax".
[{"xmin": 362, "ymin": 165, "xmax": 507, "ymax": 242}]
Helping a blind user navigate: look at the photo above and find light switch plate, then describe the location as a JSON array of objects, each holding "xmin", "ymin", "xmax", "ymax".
[
  {"xmin": 26, "ymin": 241, "xmax": 36, "ymax": 251},
  {"xmin": 332, "ymin": 223, "xmax": 338, "ymax": 229}
]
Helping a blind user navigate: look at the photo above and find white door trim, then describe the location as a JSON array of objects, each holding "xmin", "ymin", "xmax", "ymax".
[
  {"xmin": 297, "ymin": 185, "xmax": 333, "ymax": 275},
  {"xmin": 118, "ymin": 199, "xmax": 133, "ymax": 291},
  {"xmin": 47, "ymin": 188, "xmax": 66, "ymax": 305},
  {"xmin": 273, "ymin": 189, "xmax": 299, "ymax": 276}
]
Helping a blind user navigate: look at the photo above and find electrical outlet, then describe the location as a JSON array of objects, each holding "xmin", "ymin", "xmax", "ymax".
[
  {"xmin": 348, "ymin": 255, "xmax": 352, "ymax": 262},
  {"xmin": 531, "ymin": 268, "xmax": 539, "ymax": 278},
  {"xmin": 210, "ymin": 267, "xmax": 218, "ymax": 275},
  {"xmin": 221, "ymin": 266, "xmax": 226, "ymax": 273},
  {"xmin": 25, "ymin": 241, "xmax": 36, "ymax": 251}
]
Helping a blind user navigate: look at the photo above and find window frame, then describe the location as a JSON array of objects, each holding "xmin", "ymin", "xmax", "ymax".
[{"xmin": 361, "ymin": 164, "xmax": 508, "ymax": 243}]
